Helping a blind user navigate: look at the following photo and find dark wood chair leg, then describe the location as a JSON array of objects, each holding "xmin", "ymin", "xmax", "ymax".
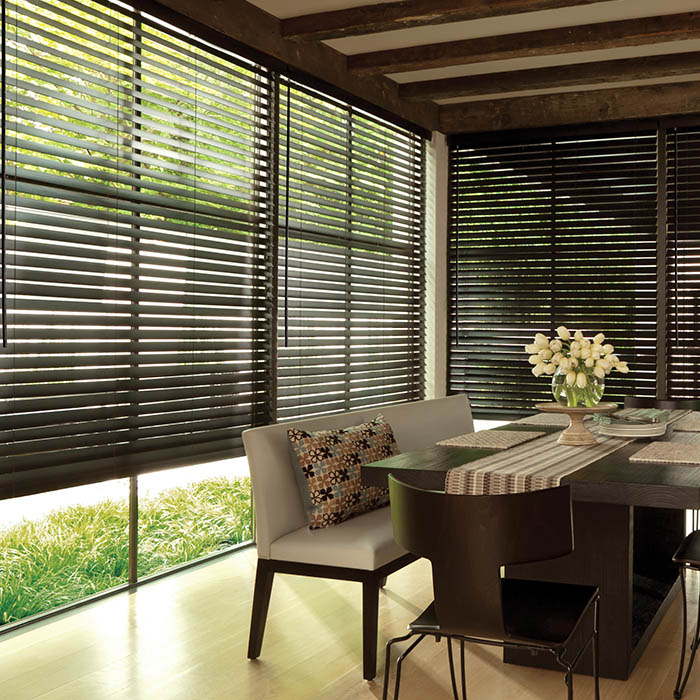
[
  {"xmin": 248, "ymin": 560, "xmax": 275, "ymax": 660},
  {"xmin": 362, "ymin": 577, "xmax": 380, "ymax": 680}
]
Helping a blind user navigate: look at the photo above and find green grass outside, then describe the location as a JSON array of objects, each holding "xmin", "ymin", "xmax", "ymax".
[{"xmin": 0, "ymin": 476, "xmax": 252, "ymax": 625}]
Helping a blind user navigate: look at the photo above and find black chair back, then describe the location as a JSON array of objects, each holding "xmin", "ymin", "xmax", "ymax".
[{"xmin": 388, "ymin": 476, "xmax": 573, "ymax": 640}]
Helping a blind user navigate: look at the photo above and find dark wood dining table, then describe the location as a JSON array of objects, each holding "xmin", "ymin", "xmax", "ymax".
[{"xmin": 362, "ymin": 423, "xmax": 700, "ymax": 680}]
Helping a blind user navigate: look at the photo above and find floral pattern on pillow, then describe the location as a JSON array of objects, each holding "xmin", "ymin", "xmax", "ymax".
[{"xmin": 288, "ymin": 415, "xmax": 397, "ymax": 529}]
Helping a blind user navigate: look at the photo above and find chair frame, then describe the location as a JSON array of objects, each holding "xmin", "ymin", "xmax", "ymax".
[
  {"xmin": 674, "ymin": 562, "xmax": 700, "ymax": 699},
  {"xmin": 382, "ymin": 477, "xmax": 600, "ymax": 700},
  {"xmin": 248, "ymin": 553, "xmax": 417, "ymax": 681},
  {"xmin": 383, "ymin": 604, "xmax": 599, "ymax": 700},
  {"xmin": 243, "ymin": 395, "xmax": 474, "ymax": 681}
]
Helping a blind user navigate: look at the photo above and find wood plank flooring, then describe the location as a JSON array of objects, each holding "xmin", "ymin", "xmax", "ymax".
[{"xmin": 0, "ymin": 546, "xmax": 696, "ymax": 699}]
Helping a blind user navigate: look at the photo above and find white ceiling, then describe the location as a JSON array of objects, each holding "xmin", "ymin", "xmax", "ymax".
[{"xmin": 248, "ymin": 0, "xmax": 700, "ymax": 104}]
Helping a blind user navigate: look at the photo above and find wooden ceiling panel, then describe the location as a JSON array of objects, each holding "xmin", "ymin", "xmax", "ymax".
[
  {"xmin": 346, "ymin": 12, "xmax": 700, "ymax": 76},
  {"xmin": 439, "ymin": 80, "xmax": 700, "ymax": 132},
  {"xmin": 171, "ymin": 1, "xmax": 700, "ymax": 133},
  {"xmin": 280, "ymin": 0, "xmax": 606, "ymax": 42},
  {"xmin": 400, "ymin": 52, "xmax": 700, "ymax": 101}
]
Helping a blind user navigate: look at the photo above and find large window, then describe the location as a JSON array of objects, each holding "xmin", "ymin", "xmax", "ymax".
[
  {"xmin": 277, "ymin": 79, "xmax": 425, "ymax": 421},
  {"xmin": 3, "ymin": 0, "xmax": 274, "ymax": 498},
  {"xmin": 0, "ymin": 0, "xmax": 426, "ymax": 626},
  {"xmin": 448, "ymin": 124, "xmax": 700, "ymax": 418}
]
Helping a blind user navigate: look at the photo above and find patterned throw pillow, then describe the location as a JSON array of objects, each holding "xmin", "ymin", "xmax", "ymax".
[{"xmin": 288, "ymin": 416, "xmax": 398, "ymax": 530}]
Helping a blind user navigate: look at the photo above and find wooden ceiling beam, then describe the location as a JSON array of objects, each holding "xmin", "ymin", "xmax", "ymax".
[
  {"xmin": 400, "ymin": 51, "xmax": 700, "ymax": 101},
  {"xmin": 439, "ymin": 80, "xmax": 700, "ymax": 133},
  {"xmin": 349, "ymin": 11, "xmax": 700, "ymax": 76},
  {"xmin": 281, "ymin": 0, "xmax": 605, "ymax": 42}
]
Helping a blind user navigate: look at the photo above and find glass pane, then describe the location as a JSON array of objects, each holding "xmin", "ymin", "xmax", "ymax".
[
  {"xmin": 137, "ymin": 458, "xmax": 252, "ymax": 578},
  {"xmin": 0, "ymin": 479, "xmax": 130, "ymax": 626}
]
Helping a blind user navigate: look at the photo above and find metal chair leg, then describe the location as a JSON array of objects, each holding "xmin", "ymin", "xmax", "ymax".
[
  {"xmin": 383, "ymin": 632, "xmax": 414, "ymax": 700},
  {"xmin": 593, "ymin": 598, "xmax": 600, "ymax": 700},
  {"xmin": 566, "ymin": 665, "xmax": 574, "ymax": 700},
  {"xmin": 460, "ymin": 639, "xmax": 467, "ymax": 700},
  {"xmin": 446, "ymin": 638, "xmax": 460, "ymax": 700},
  {"xmin": 675, "ymin": 568, "xmax": 700, "ymax": 699},
  {"xmin": 393, "ymin": 634, "xmax": 426, "ymax": 700}
]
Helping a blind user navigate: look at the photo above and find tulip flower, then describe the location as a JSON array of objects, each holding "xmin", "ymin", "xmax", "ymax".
[{"xmin": 524, "ymin": 328, "xmax": 630, "ymax": 408}]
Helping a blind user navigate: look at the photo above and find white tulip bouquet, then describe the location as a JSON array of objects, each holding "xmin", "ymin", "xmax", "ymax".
[{"xmin": 524, "ymin": 326, "xmax": 629, "ymax": 408}]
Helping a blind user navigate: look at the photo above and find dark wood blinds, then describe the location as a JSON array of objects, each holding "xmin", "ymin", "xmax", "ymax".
[
  {"xmin": 666, "ymin": 126, "xmax": 700, "ymax": 400},
  {"xmin": 277, "ymin": 78, "xmax": 425, "ymax": 421},
  {"xmin": 449, "ymin": 131, "xmax": 658, "ymax": 419},
  {"xmin": 1, "ymin": 0, "xmax": 274, "ymax": 497}
]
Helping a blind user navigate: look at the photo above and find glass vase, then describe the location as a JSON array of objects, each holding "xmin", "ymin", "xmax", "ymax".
[{"xmin": 551, "ymin": 366, "xmax": 605, "ymax": 408}]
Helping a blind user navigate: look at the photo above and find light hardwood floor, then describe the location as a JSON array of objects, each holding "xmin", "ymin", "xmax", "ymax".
[{"xmin": 0, "ymin": 546, "xmax": 696, "ymax": 700}]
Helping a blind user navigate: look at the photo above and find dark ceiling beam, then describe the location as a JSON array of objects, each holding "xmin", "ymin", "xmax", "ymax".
[
  {"xmin": 348, "ymin": 11, "xmax": 700, "ymax": 76},
  {"xmin": 400, "ymin": 51, "xmax": 700, "ymax": 101},
  {"xmin": 145, "ymin": 0, "xmax": 438, "ymax": 134},
  {"xmin": 281, "ymin": 0, "xmax": 606, "ymax": 42},
  {"xmin": 439, "ymin": 80, "xmax": 700, "ymax": 133}
]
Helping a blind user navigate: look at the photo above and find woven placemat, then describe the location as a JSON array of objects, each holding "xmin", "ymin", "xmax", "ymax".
[
  {"xmin": 630, "ymin": 441, "xmax": 700, "ymax": 465},
  {"xmin": 437, "ymin": 429, "xmax": 546, "ymax": 450},
  {"xmin": 672, "ymin": 412, "xmax": 700, "ymax": 432},
  {"xmin": 515, "ymin": 413, "xmax": 572, "ymax": 427}
]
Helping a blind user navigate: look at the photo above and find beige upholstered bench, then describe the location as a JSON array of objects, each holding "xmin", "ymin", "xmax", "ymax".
[{"xmin": 242, "ymin": 394, "xmax": 473, "ymax": 680}]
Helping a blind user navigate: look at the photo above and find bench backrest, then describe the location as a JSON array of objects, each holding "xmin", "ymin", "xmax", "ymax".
[{"xmin": 243, "ymin": 395, "xmax": 473, "ymax": 558}]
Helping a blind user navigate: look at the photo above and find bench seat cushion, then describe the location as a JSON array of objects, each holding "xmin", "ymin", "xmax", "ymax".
[{"xmin": 268, "ymin": 505, "xmax": 406, "ymax": 570}]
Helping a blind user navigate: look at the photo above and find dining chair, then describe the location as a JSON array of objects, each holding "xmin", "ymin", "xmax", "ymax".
[
  {"xmin": 623, "ymin": 396, "xmax": 700, "ymax": 698},
  {"xmin": 383, "ymin": 477, "xmax": 600, "ymax": 700}
]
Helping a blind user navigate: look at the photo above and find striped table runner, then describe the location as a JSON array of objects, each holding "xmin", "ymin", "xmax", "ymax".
[
  {"xmin": 445, "ymin": 428, "xmax": 634, "ymax": 496},
  {"xmin": 444, "ymin": 408, "xmax": 695, "ymax": 496}
]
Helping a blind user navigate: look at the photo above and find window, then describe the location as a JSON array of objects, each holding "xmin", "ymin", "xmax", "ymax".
[
  {"xmin": 449, "ymin": 130, "xmax": 659, "ymax": 418},
  {"xmin": 665, "ymin": 126, "xmax": 700, "ymax": 400},
  {"xmin": 277, "ymin": 79, "xmax": 425, "ymax": 421},
  {"xmin": 0, "ymin": 0, "xmax": 427, "ymax": 625},
  {"xmin": 2, "ymin": 0, "xmax": 274, "ymax": 498}
]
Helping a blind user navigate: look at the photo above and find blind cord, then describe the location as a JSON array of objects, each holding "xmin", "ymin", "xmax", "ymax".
[{"xmin": 283, "ymin": 81, "xmax": 290, "ymax": 348}]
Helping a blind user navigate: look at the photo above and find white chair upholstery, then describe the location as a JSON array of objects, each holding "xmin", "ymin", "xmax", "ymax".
[
  {"xmin": 242, "ymin": 394, "xmax": 473, "ymax": 680},
  {"xmin": 243, "ymin": 394, "xmax": 474, "ymax": 561}
]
